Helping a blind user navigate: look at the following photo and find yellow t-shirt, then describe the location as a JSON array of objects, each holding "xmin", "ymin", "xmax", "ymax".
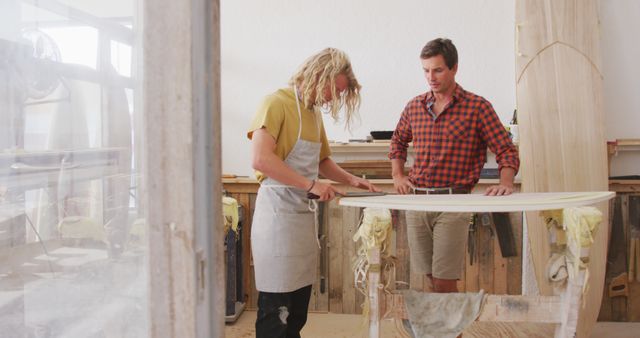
[{"xmin": 247, "ymin": 88, "xmax": 331, "ymax": 182}]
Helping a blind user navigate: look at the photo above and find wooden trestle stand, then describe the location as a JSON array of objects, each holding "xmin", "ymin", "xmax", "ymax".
[{"xmin": 339, "ymin": 191, "xmax": 614, "ymax": 338}]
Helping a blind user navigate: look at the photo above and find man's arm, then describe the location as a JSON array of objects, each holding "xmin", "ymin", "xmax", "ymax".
[
  {"xmin": 389, "ymin": 105, "xmax": 414, "ymax": 194},
  {"xmin": 251, "ymin": 128, "xmax": 340, "ymax": 201},
  {"xmin": 478, "ymin": 101, "xmax": 519, "ymax": 196},
  {"xmin": 318, "ymin": 158, "xmax": 380, "ymax": 192},
  {"xmin": 391, "ymin": 158, "xmax": 414, "ymax": 194},
  {"xmin": 485, "ymin": 167, "xmax": 515, "ymax": 196}
]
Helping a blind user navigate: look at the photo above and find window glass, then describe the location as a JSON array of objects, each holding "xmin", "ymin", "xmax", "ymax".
[{"xmin": 0, "ymin": 1, "xmax": 147, "ymax": 337}]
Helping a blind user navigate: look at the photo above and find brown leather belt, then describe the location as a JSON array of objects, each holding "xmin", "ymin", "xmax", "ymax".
[{"xmin": 413, "ymin": 187, "xmax": 470, "ymax": 195}]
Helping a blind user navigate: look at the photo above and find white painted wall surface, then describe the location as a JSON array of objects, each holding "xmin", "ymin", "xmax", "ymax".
[
  {"xmin": 601, "ymin": 0, "xmax": 640, "ymax": 176},
  {"xmin": 221, "ymin": 0, "xmax": 640, "ymax": 177},
  {"xmin": 221, "ymin": 0, "xmax": 516, "ymax": 176}
]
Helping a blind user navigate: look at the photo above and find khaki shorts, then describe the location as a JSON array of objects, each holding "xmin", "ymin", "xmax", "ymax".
[{"xmin": 405, "ymin": 211, "xmax": 472, "ymax": 280}]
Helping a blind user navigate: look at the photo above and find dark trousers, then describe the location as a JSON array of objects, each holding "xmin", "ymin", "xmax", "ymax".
[{"xmin": 255, "ymin": 285, "xmax": 312, "ymax": 338}]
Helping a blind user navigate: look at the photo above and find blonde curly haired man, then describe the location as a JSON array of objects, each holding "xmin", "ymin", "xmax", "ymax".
[{"xmin": 248, "ymin": 48, "xmax": 379, "ymax": 337}]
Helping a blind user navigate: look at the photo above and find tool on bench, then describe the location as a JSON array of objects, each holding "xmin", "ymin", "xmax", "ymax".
[
  {"xmin": 307, "ymin": 191, "xmax": 387, "ymax": 200},
  {"xmin": 492, "ymin": 212, "xmax": 518, "ymax": 257},
  {"xmin": 222, "ymin": 174, "xmax": 249, "ymax": 179}
]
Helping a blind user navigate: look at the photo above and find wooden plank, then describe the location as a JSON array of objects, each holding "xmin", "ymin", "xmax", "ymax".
[
  {"xmin": 628, "ymin": 195, "xmax": 640, "ymax": 321},
  {"xmin": 354, "ymin": 208, "xmax": 366, "ymax": 314},
  {"xmin": 516, "ymin": 0, "xmax": 608, "ymax": 336},
  {"xmin": 393, "ymin": 210, "xmax": 410, "ymax": 290},
  {"xmin": 341, "ymin": 205, "xmax": 359, "ymax": 314},
  {"xmin": 382, "ymin": 292, "xmax": 562, "ymax": 323},
  {"xmin": 601, "ymin": 195, "xmax": 629, "ymax": 321},
  {"xmin": 466, "ymin": 322, "xmax": 556, "ymax": 338},
  {"xmin": 328, "ymin": 199, "xmax": 344, "ymax": 313},
  {"xmin": 612, "ymin": 195, "xmax": 629, "ymax": 321},
  {"xmin": 314, "ymin": 201, "xmax": 330, "ymax": 312},
  {"xmin": 479, "ymin": 295, "xmax": 561, "ymax": 323},
  {"xmin": 609, "ymin": 181, "xmax": 640, "ymax": 193},
  {"xmin": 629, "ymin": 281, "xmax": 640, "ymax": 322},
  {"xmin": 598, "ymin": 199, "xmax": 615, "ymax": 321},
  {"xmin": 493, "ymin": 228, "xmax": 508, "ymax": 295},
  {"xmin": 507, "ymin": 212, "xmax": 523, "ymax": 295},
  {"xmin": 368, "ymin": 247, "xmax": 382, "ymax": 338},
  {"xmin": 478, "ymin": 215, "xmax": 495, "ymax": 294}
]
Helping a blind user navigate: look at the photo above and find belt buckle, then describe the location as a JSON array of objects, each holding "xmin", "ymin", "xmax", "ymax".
[
  {"xmin": 415, "ymin": 187, "xmax": 453, "ymax": 195},
  {"xmin": 429, "ymin": 187, "xmax": 453, "ymax": 195}
]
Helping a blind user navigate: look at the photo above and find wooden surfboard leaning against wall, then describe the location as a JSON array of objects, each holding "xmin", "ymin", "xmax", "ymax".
[{"xmin": 515, "ymin": 1, "xmax": 608, "ymax": 337}]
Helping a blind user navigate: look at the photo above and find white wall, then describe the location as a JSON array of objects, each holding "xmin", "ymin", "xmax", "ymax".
[
  {"xmin": 221, "ymin": 0, "xmax": 516, "ymax": 176},
  {"xmin": 221, "ymin": 0, "xmax": 640, "ymax": 177},
  {"xmin": 601, "ymin": 0, "xmax": 640, "ymax": 176}
]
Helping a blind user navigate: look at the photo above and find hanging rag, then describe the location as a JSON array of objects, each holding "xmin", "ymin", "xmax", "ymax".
[
  {"xmin": 223, "ymin": 196, "xmax": 239, "ymax": 235},
  {"xmin": 401, "ymin": 289, "xmax": 485, "ymax": 338},
  {"xmin": 542, "ymin": 207, "xmax": 602, "ymax": 287},
  {"xmin": 352, "ymin": 208, "xmax": 396, "ymax": 322}
]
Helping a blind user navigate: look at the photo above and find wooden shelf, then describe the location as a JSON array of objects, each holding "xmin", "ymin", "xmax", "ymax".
[
  {"xmin": 608, "ymin": 138, "xmax": 640, "ymax": 156},
  {"xmin": 329, "ymin": 142, "xmax": 413, "ymax": 154}
]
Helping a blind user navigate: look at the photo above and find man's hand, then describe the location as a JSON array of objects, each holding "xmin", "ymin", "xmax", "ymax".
[
  {"xmin": 349, "ymin": 176, "xmax": 382, "ymax": 192},
  {"xmin": 309, "ymin": 181, "xmax": 345, "ymax": 201},
  {"xmin": 393, "ymin": 175, "xmax": 414, "ymax": 195},
  {"xmin": 484, "ymin": 184, "xmax": 514, "ymax": 196}
]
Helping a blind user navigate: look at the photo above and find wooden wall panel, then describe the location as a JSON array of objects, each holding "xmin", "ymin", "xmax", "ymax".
[
  {"xmin": 393, "ymin": 210, "xmax": 410, "ymax": 290},
  {"xmin": 328, "ymin": 199, "xmax": 345, "ymax": 313},
  {"xmin": 507, "ymin": 213, "xmax": 524, "ymax": 296},
  {"xmin": 341, "ymin": 206, "xmax": 360, "ymax": 314}
]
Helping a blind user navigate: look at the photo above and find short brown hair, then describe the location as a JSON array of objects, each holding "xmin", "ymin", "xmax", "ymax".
[{"xmin": 420, "ymin": 38, "xmax": 458, "ymax": 69}]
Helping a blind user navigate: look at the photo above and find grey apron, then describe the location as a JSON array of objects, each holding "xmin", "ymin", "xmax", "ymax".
[{"xmin": 251, "ymin": 86, "xmax": 321, "ymax": 292}]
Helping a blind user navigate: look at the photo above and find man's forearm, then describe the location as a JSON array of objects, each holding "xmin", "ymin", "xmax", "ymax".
[
  {"xmin": 255, "ymin": 152, "xmax": 313, "ymax": 190},
  {"xmin": 391, "ymin": 158, "xmax": 406, "ymax": 178},
  {"xmin": 499, "ymin": 167, "xmax": 516, "ymax": 187},
  {"xmin": 318, "ymin": 157, "xmax": 354, "ymax": 185}
]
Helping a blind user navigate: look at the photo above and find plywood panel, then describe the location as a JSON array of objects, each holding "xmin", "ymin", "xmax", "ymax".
[
  {"xmin": 393, "ymin": 210, "xmax": 410, "ymax": 290},
  {"xmin": 327, "ymin": 199, "xmax": 344, "ymax": 313},
  {"xmin": 341, "ymin": 206, "xmax": 359, "ymax": 314},
  {"xmin": 312, "ymin": 201, "xmax": 329, "ymax": 312},
  {"xmin": 493, "ymin": 232, "xmax": 508, "ymax": 295},
  {"xmin": 478, "ymin": 221, "xmax": 495, "ymax": 294},
  {"xmin": 516, "ymin": 0, "xmax": 608, "ymax": 336},
  {"xmin": 507, "ymin": 212, "xmax": 523, "ymax": 295}
]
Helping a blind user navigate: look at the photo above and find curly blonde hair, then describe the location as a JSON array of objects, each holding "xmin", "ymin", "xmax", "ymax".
[{"xmin": 288, "ymin": 48, "xmax": 361, "ymax": 129}]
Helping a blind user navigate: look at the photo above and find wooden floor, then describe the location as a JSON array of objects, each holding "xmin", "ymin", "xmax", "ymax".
[{"xmin": 225, "ymin": 310, "xmax": 640, "ymax": 338}]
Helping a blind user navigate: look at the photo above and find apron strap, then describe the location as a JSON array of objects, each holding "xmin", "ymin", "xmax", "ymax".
[{"xmin": 293, "ymin": 84, "xmax": 303, "ymax": 141}]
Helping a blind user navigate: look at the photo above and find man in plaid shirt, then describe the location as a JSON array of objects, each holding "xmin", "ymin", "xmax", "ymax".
[{"xmin": 389, "ymin": 38, "xmax": 519, "ymax": 294}]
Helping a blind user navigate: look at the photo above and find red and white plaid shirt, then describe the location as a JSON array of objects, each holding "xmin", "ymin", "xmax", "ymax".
[{"xmin": 389, "ymin": 84, "xmax": 519, "ymax": 189}]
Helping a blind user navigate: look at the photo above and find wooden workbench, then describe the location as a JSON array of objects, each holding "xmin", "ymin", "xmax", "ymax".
[
  {"xmin": 223, "ymin": 177, "xmax": 640, "ymax": 321},
  {"xmin": 223, "ymin": 178, "xmax": 524, "ymax": 314}
]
